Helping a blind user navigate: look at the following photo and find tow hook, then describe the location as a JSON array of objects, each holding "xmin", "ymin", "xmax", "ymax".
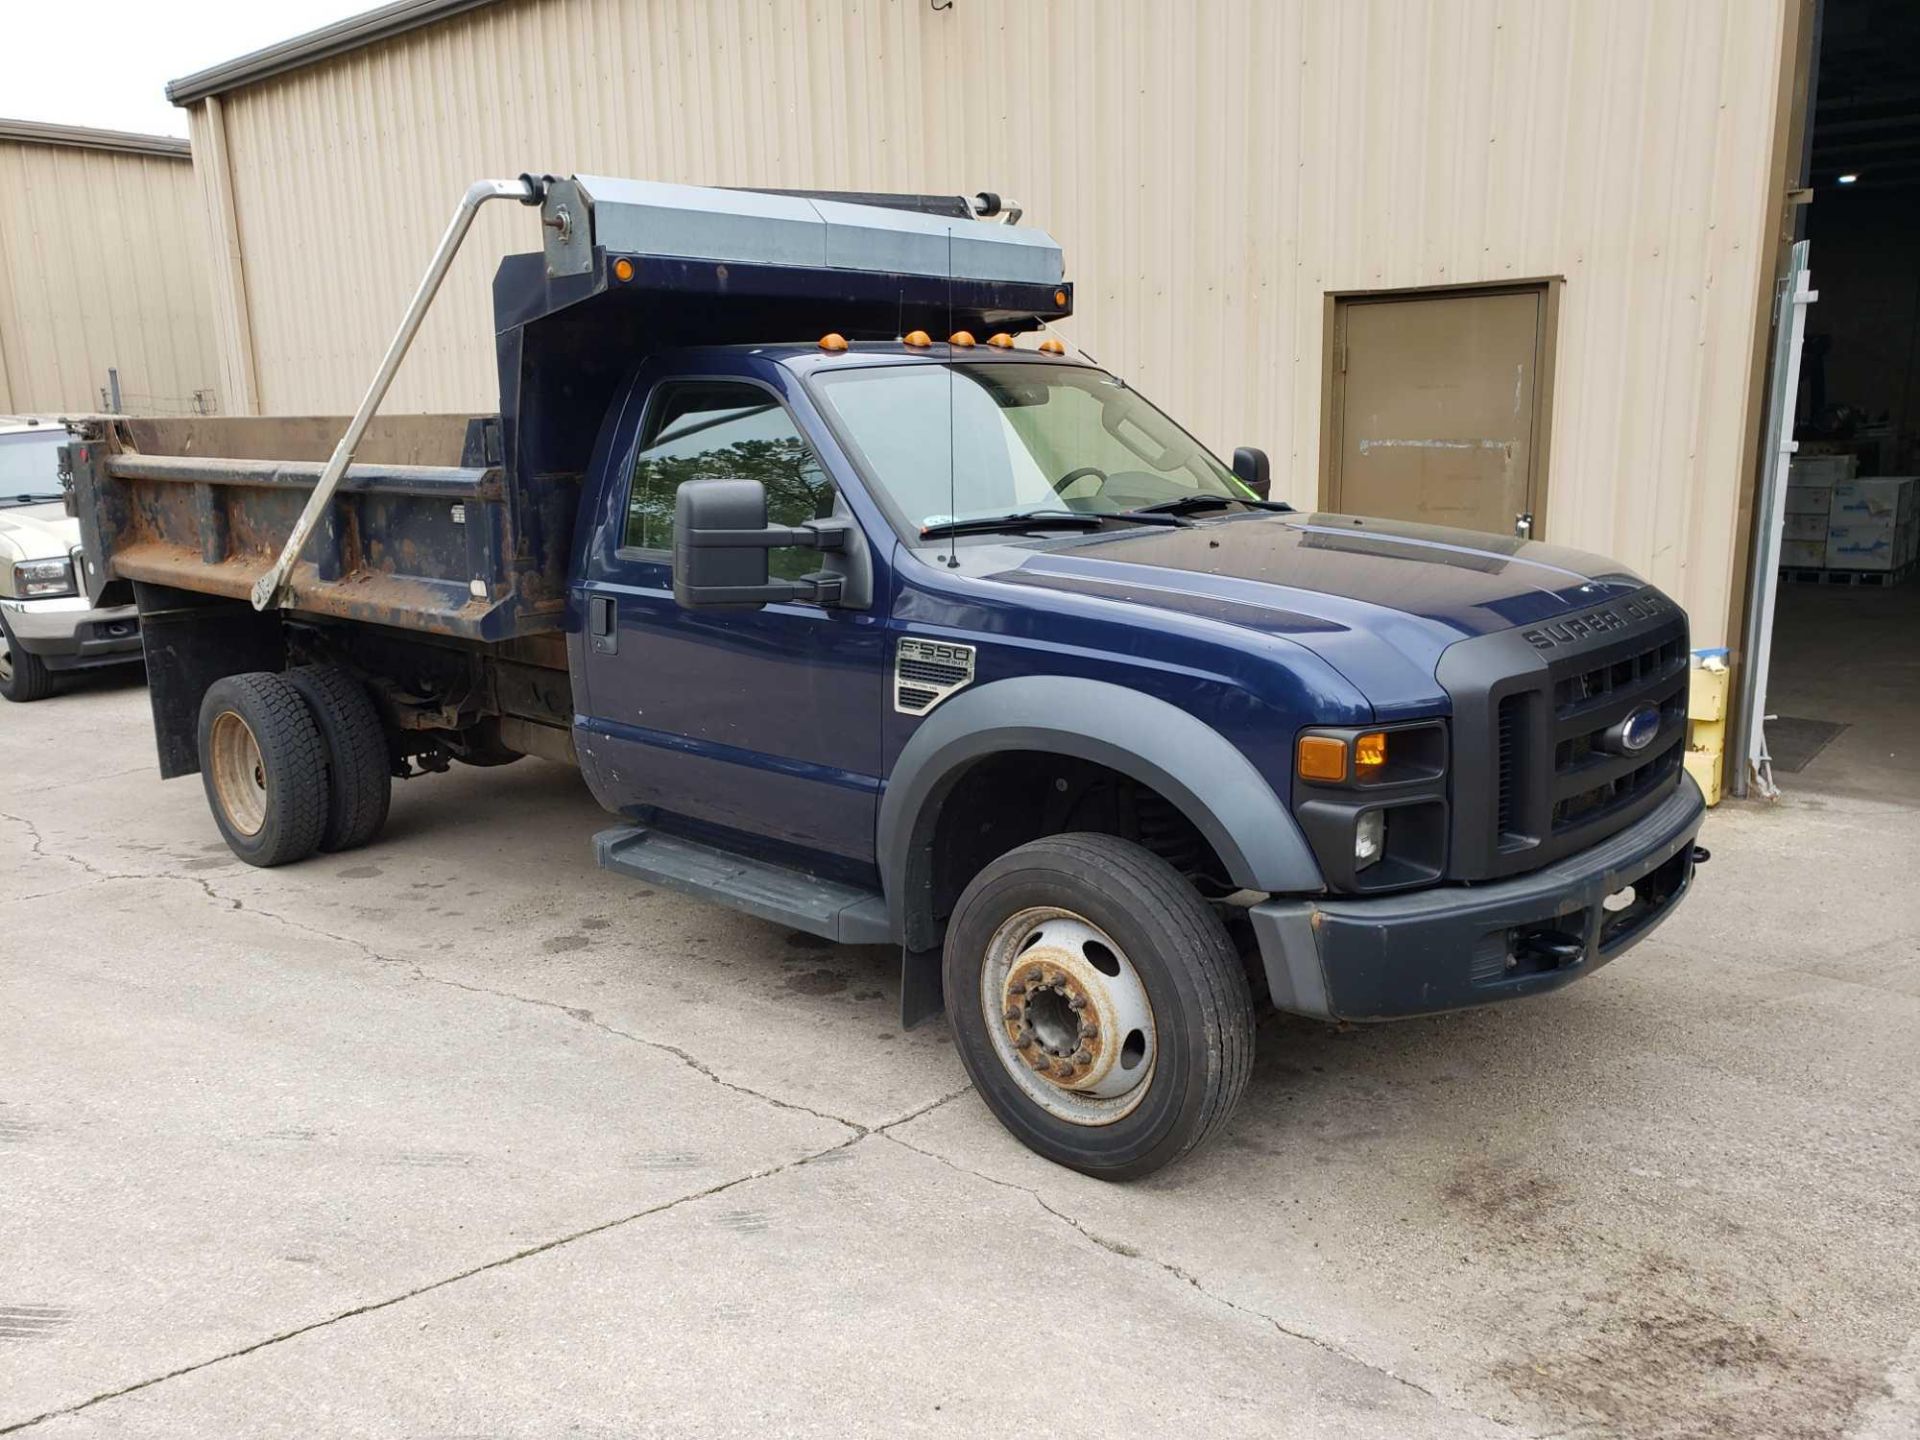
[
  {"xmin": 1513, "ymin": 930, "xmax": 1585, "ymax": 968},
  {"xmin": 1692, "ymin": 845, "xmax": 1711, "ymax": 865}
]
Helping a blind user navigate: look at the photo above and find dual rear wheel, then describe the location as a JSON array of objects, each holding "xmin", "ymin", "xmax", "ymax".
[{"xmin": 198, "ymin": 667, "xmax": 390, "ymax": 867}]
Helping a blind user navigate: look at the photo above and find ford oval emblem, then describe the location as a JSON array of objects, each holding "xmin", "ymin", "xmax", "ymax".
[{"xmin": 1611, "ymin": 704, "xmax": 1662, "ymax": 754}]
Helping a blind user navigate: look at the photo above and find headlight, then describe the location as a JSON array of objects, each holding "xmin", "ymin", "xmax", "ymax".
[
  {"xmin": 1292, "ymin": 720, "xmax": 1450, "ymax": 891},
  {"xmin": 12, "ymin": 558, "xmax": 77, "ymax": 599}
]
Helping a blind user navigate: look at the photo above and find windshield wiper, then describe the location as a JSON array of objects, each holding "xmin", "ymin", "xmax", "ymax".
[
  {"xmin": 919, "ymin": 509, "xmax": 1186, "ymax": 540},
  {"xmin": 1126, "ymin": 494, "xmax": 1295, "ymax": 519}
]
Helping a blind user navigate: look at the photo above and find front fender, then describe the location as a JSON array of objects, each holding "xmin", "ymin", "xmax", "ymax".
[{"xmin": 877, "ymin": 675, "xmax": 1323, "ymax": 945}]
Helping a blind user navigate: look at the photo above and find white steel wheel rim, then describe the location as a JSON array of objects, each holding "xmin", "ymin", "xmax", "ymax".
[
  {"xmin": 979, "ymin": 906, "xmax": 1158, "ymax": 1127},
  {"xmin": 208, "ymin": 710, "xmax": 269, "ymax": 837}
]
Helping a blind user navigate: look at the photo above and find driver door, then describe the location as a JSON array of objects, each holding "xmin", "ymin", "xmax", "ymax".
[{"xmin": 575, "ymin": 377, "xmax": 888, "ymax": 876}]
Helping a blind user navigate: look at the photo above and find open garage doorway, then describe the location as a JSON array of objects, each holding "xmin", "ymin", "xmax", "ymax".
[{"xmin": 1759, "ymin": 0, "xmax": 1920, "ymax": 803}]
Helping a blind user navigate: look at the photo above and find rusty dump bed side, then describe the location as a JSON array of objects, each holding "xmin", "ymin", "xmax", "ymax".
[{"xmin": 68, "ymin": 413, "xmax": 572, "ymax": 643}]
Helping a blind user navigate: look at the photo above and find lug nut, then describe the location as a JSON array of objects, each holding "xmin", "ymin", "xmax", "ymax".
[
  {"xmin": 1004, "ymin": 1006, "xmax": 1021, "ymax": 1022},
  {"xmin": 1073, "ymin": 1048, "xmax": 1092, "ymax": 1064},
  {"xmin": 1079, "ymin": 1022, "xmax": 1097, "ymax": 1039}
]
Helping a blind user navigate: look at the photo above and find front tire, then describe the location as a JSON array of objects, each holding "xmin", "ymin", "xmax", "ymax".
[
  {"xmin": 0, "ymin": 617, "xmax": 55, "ymax": 702},
  {"xmin": 197, "ymin": 672, "xmax": 329, "ymax": 867},
  {"xmin": 943, "ymin": 833, "xmax": 1254, "ymax": 1179}
]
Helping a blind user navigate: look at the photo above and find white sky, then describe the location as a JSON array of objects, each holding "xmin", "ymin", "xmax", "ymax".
[{"xmin": 8, "ymin": 0, "xmax": 378, "ymax": 138}]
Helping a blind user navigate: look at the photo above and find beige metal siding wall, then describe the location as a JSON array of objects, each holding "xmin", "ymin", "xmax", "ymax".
[
  {"xmin": 192, "ymin": 0, "xmax": 1788, "ymax": 644},
  {"xmin": 0, "ymin": 140, "xmax": 219, "ymax": 415}
]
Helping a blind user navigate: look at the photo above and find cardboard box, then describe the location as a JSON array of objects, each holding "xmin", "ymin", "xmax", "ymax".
[
  {"xmin": 1790, "ymin": 454, "xmax": 1856, "ymax": 487},
  {"xmin": 1830, "ymin": 476, "xmax": 1915, "ymax": 525},
  {"xmin": 1825, "ymin": 522, "xmax": 1913, "ymax": 571},
  {"xmin": 1780, "ymin": 538, "xmax": 1827, "ymax": 568},
  {"xmin": 1785, "ymin": 486, "xmax": 1833, "ymax": 516},
  {"xmin": 1784, "ymin": 513, "xmax": 1828, "ymax": 541}
]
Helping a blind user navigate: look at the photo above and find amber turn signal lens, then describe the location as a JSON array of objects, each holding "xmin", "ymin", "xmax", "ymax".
[
  {"xmin": 948, "ymin": 330, "xmax": 976, "ymax": 347},
  {"xmin": 1038, "ymin": 336, "xmax": 1066, "ymax": 356},
  {"xmin": 1054, "ymin": 289, "xmax": 1069, "ymax": 306},
  {"xmin": 987, "ymin": 332, "xmax": 1015, "ymax": 349},
  {"xmin": 819, "ymin": 333, "xmax": 849, "ymax": 352},
  {"xmin": 612, "ymin": 257, "xmax": 636, "ymax": 283},
  {"xmin": 1297, "ymin": 735, "xmax": 1348, "ymax": 782},
  {"xmin": 1354, "ymin": 731, "xmax": 1388, "ymax": 774},
  {"xmin": 903, "ymin": 329, "xmax": 932, "ymax": 347}
]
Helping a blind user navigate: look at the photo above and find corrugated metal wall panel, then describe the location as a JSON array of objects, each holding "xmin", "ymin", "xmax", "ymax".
[
  {"xmin": 0, "ymin": 140, "xmax": 219, "ymax": 416},
  {"xmin": 195, "ymin": 0, "xmax": 1788, "ymax": 644}
]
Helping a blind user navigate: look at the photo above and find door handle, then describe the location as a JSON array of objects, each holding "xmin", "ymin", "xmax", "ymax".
[
  {"xmin": 1514, "ymin": 512, "xmax": 1534, "ymax": 539},
  {"xmin": 589, "ymin": 594, "xmax": 617, "ymax": 655}
]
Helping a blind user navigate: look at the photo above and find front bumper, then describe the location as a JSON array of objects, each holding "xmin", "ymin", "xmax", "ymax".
[
  {"xmin": 1250, "ymin": 774, "xmax": 1706, "ymax": 1021},
  {"xmin": 0, "ymin": 596, "xmax": 142, "ymax": 671}
]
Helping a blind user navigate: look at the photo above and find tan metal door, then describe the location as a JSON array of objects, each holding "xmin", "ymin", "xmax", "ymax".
[{"xmin": 1329, "ymin": 287, "xmax": 1547, "ymax": 537}]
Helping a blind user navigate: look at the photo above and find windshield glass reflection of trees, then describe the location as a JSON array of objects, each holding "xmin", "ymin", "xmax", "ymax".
[{"xmin": 813, "ymin": 364, "xmax": 1246, "ymax": 531}]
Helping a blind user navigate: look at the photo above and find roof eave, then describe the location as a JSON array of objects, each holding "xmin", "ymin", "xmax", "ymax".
[
  {"xmin": 0, "ymin": 118, "xmax": 190, "ymax": 159},
  {"xmin": 167, "ymin": 0, "xmax": 502, "ymax": 107}
]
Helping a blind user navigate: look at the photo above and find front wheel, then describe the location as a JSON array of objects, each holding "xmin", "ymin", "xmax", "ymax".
[
  {"xmin": 943, "ymin": 833, "xmax": 1254, "ymax": 1179},
  {"xmin": 0, "ymin": 617, "xmax": 55, "ymax": 702}
]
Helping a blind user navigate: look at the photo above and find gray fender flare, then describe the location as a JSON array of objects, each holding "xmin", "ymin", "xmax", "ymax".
[{"xmin": 877, "ymin": 675, "xmax": 1322, "ymax": 947}]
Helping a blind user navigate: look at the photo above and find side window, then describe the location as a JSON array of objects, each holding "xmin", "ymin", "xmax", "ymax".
[{"xmin": 625, "ymin": 382, "xmax": 836, "ymax": 578}]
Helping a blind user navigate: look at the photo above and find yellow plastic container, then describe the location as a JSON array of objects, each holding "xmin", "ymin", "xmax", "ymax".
[{"xmin": 1684, "ymin": 659, "xmax": 1730, "ymax": 806}]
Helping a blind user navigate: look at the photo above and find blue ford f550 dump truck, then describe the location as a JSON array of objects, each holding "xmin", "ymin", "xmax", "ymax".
[{"xmin": 68, "ymin": 175, "xmax": 1707, "ymax": 1177}]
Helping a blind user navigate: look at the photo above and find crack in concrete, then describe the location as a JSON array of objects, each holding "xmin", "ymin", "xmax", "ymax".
[
  {"xmin": 882, "ymin": 1130, "xmax": 1531, "ymax": 1436},
  {"xmin": 0, "ymin": 811, "xmax": 239, "ymax": 912},
  {"xmin": 3, "ymin": 811, "xmax": 892, "ymax": 1136},
  {"xmin": 0, "ymin": 1092, "xmax": 971, "ymax": 1436}
]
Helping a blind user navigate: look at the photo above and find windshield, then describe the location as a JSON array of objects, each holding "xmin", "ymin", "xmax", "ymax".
[
  {"xmin": 0, "ymin": 431, "xmax": 68, "ymax": 505},
  {"xmin": 810, "ymin": 362, "xmax": 1249, "ymax": 534}
]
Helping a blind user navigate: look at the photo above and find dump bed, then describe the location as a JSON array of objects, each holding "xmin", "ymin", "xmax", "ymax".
[
  {"xmin": 69, "ymin": 413, "xmax": 531, "ymax": 640},
  {"xmin": 68, "ymin": 175, "xmax": 1071, "ymax": 645}
]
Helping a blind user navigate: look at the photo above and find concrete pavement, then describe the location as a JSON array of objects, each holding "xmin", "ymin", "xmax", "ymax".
[{"xmin": 3, "ymin": 672, "xmax": 1916, "ymax": 1438}]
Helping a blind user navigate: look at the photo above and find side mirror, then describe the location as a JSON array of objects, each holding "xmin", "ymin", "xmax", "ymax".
[
  {"xmin": 1232, "ymin": 446, "xmax": 1272, "ymax": 500},
  {"xmin": 672, "ymin": 477, "xmax": 864, "ymax": 610}
]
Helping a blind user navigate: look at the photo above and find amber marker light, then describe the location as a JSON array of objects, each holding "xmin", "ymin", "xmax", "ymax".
[
  {"xmin": 1038, "ymin": 337, "xmax": 1067, "ymax": 356},
  {"xmin": 1354, "ymin": 731, "xmax": 1388, "ymax": 776},
  {"xmin": 948, "ymin": 330, "xmax": 977, "ymax": 347},
  {"xmin": 1054, "ymin": 289, "xmax": 1069, "ymax": 306},
  {"xmin": 612, "ymin": 257, "xmax": 636, "ymax": 283},
  {"xmin": 903, "ymin": 329, "xmax": 932, "ymax": 347},
  {"xmin": 987, "ymin": 332, "xmax": 1015, "ymax": 349},
  {"xmin": 819, "ymin": 332, "xmax": 849, "ymax": 352},
  {"xmin": 1297, "ymin": 735, "xmax": 1348, "ymax": 782}
]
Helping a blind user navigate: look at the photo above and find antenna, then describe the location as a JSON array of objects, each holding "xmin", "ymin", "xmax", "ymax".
[{"xmin": 945, "ymin": 225, "xmax": 959, "ymax": 568}]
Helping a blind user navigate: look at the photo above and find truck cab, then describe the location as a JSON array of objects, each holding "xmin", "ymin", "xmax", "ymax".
[{"xmin": 68, "ymin": 176, "xmax": 1707, "ymax": 1178}]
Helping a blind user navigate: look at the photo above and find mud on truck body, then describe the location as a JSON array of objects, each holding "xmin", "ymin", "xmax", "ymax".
[{"xmin": 67, "ymin": 175, "xmax": 1708, "ymax": 1177}]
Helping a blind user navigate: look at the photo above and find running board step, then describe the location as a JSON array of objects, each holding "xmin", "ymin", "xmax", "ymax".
[{"xmin": 592, "ymin": 826, "xmax": 892, "ymax": 945}]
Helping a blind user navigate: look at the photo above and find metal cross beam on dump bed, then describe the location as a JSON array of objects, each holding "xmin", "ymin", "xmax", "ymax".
[{"xmin": 71, "ymin": 174, "xmax": 1071, "ymax": 644}]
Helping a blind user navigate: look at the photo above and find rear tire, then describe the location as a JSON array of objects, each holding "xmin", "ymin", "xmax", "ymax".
[
  {"xmin": 943, "ymin": 832, "xmax": 1254, "ymax": 1180},
  {"xmin": 286, "ymin": 665, "xmax": 391, "ymax": 852},
  {"xmin": 197, "ymin": 672, "xmax": 329, "ymax": 867},
  {"xmin": 0, "ymin": 617, "xmax": 56, "ymax": 702}
]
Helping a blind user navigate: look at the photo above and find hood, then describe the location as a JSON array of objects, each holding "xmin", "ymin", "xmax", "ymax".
[
  {"xmin": 0, "ymin": 501, "xmax": 80, "ymax": 561},
  {"xmin": 974, "ymin": 511, "xmax": 1652, "ymax": 716}
]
